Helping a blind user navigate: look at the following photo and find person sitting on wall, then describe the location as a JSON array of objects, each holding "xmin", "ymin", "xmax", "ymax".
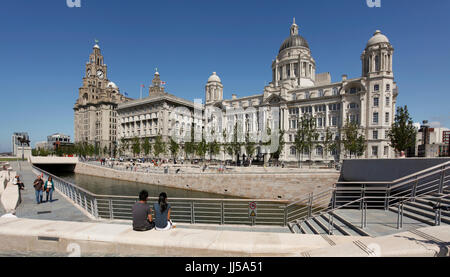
[
  {"xmin": 132, "ymin": 190, "xmax": 155, "ymax": 231},
  {"xmin": 154, "ymin": 192, "xmax": 175, "ymax": 231}
]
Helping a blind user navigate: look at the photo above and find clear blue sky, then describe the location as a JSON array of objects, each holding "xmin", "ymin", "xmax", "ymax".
[{"xmin": 0, "ymin": 0, "xmax": 449, "ymax": 152}]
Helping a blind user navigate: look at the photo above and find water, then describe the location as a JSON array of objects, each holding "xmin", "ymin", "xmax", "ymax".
[{"xmin": 54, "ymin": 171, "xmax": 239, "ymax": 199}]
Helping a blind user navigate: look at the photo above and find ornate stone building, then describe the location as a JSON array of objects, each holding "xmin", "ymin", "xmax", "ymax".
[
  {"xmin": 117, "ymin": 71, "xmax": 203, "ymax": 156},
  {"xmin": 73, "ymin": 43, "xmax": 130, "ymax": 153},
  {"xmin": 204, "ymin": 19, "xmax": 398, "ymax": 162}
]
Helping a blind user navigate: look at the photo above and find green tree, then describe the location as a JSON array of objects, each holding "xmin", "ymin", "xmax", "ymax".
[
  {"xmin": 387, "ymin": 105, "xmax": 417, "ymax": 156},
  {"xmin": 342, "ymin": 121, "xmax": 366, "ymax": 158},
  {"xmin": 321, "ymin": 127, "xmax": 334, "ymax": 160},
  {"xmin": 196, "ymin": 137, "xmax": 208, "ymax": 162},
  {"xmin": 169, "ymin": 137, "xmax": 180, "ymax": 159},
  {"xmin": 244, "ymin": 130, "xmax": 256, "ymax": 160},
  {"xmin": 208, "ymin": 140, "xmax": 221, "ymax": 161},
  {"xmin": 272, "ymin": 129, "xmax": 285, "ymax": 161},
  {"xmin": 120, "ymin": 138, "xmax": 129, "ymax": 157},
  {"xmin": 294, "ymin": 115, "xmax": 319, "ymax": 166},
  {"xmin": 132, "ymin": 136, "xmax": 141, "ymax": 157},
  {"xmin": 142, "ymin": 138, "xmax": 152, "ymax": 157},
  {"xmin": 153, "ymin": 135, "xmax": 166, "ymax": 158}
]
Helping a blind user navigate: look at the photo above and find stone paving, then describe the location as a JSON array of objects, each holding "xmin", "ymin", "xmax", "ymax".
[
  {"xmin": 334, "ymin": 209, "xmax": 429, "ymax": 237},
  {"xmin": 5, "ymin": 161, "xmax": 90, "ymax": 222}
]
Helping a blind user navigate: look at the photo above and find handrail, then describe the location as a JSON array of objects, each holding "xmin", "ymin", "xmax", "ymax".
[{"xmin": 297, "ymin": 194, "xmax": 449, "ymax": 227}]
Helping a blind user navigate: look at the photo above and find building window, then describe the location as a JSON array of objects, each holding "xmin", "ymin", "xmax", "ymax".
[
  {"xmin": 290, "ymin": 147, "xmax": 296, "ymax": 156},
  {"xmin": 372, "ymin": 146, "xmax": 378, "ymax": 156},
  {"xmin": 386, "ymin": 84, "xmax": 391, "ymax": 91},
  {"xmin": 374, "ymin": 84, "xmax": 380, "ymax": 91},
  {"xmin": 386, "ymin": 96, "xmax": 390, "ymax": 106},
  {"xmin": 350, "ymin": 88, "xmax": 357, "ymax": 94},
  {"xmin": 332, "ymin": 87, "xmax": 339, "ymax": 96},
  {"xmin": 384, "ymin": 146, "xmax": 389, "ymax": 156},
  {"xmin": 316, "ymin": 146, "xmax": 323, "ymax": 156},
  {"xmin": 317, "ymin": 117, "xmax": 323, "ymax": 127},
  {"xmin": 385, "ymin": 112, "xmax": 390, "ymax": 124},
  {"xmin": 319, "ymin": 89, "xmax": 324, "ymax": 97},
  {"xmin": 373, "ymin": 130, "xmax": 378, "ymax": 140},
  {"xmin": 373, "ymin": 97, "xmax": 379, "ymax": 107},
  {"xmin": 305, "ymin": 92, "xmax": 310, "ymax": 99},
  {"xmin": 349, "ymin": 103, "xmax": 359, "ymax": 109},
  {"xmin": 373, "ymin": 112, "xmax": 379, "ymax": 124}
]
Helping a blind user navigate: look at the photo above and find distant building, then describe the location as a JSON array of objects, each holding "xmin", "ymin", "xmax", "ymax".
[
  {"xmin": 417, "ymin": 121, "xmax": 450, "ymax": 157},
  {"xmin": 12, "ymin": 132, "xmax": 32, "ymax": 158}
]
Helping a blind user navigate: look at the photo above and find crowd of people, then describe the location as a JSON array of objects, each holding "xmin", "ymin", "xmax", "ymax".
[{"xmin": 132, "ymin": 190, "xmax": 175, "ymax": 232}]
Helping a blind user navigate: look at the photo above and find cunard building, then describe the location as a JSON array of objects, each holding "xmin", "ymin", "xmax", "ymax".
[
  {"xmin": 205, "ymin": 19, "xmax": 398, "ymax": 162},
  {"xmin": 73, "ymin": 43, "xmax": 130, "ymax": 153}
]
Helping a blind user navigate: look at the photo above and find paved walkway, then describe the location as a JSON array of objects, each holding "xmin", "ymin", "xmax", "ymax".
[
  {"xmin": 5, "ymin": 161, "xmax": 90, "ymax": 222},
  {"xmin": 335, "ymin": 209, "xmax": 429, "ymax": 237}
]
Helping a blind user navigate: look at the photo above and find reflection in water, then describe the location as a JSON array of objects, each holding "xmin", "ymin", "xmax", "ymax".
[{"xmin": 56, "ymin": 172, "xmax": 238, "ymax": 199}]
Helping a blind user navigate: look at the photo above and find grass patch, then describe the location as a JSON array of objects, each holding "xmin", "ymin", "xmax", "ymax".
[{"xmin": 0, "ymin": 158, "xmax": 20, "ymax": 162}]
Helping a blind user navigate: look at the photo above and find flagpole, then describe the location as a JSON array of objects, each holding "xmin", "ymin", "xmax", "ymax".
[{"xmin": 140, "ymin": 85, "xmax": 142, "ymax": 99}]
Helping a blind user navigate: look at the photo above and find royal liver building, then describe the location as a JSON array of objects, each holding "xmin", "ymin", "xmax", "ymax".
[
  {"xmin": 74, "ymin": 43, "xmax": 130, "ymax": 152},
  {"xmin": 205, "ymin": 19, "xmax": 398, "ymax": 162}
]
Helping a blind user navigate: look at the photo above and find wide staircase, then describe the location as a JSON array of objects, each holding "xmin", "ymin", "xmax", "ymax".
[{"xmin": 287, "ymin": 161, "xmax": 450, "ymax": 237}]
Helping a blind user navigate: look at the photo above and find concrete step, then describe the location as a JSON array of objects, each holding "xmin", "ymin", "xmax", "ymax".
[
  {"xmin": 319, "ymin": 214, "xmax": 354, "ymax": 236},
  {"xmin": 299, "ymin": 221, "xmax": 315, "ymax": 234},
  {"xmin": 312, "ymin": 216, "xmax": 333, "ymax": 235},
  {"xmin": 304, "ymin": 218, "xmax": 322, "ymax": 234},
  {"xmin": 287, "ymin": 222, "xmax": 297, "ymax": 234},
  {"xmin": 388, "ymin": 207, "xmax": 445, "ymax": 226},
  {"xmin": 401, "ymin": 204, "xmax": 450, "ymax": 224},
  {"xmin": 313, "ymin": 215, "xmax": 346, "ymax": 236},
  {"xmin": 330, "ymin": 212, "xmax": 371, "ymax": 237},
  {"xmin": 418, "ymin": 195, "xmax": 450, "ymax": 206},
  {"xmin": 405, "ymin": 201, "xmax": 450, "ymax": 218}
]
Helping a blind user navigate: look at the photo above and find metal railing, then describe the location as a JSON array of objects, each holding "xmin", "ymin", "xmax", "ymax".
[
  {"xmin": 32, "ymin": 165, "xmax": 289, "ymax": 226},
  {"xmin": 286, "ymin": 161, "xmax": 450, "ymax": 224},
  {"xmin": 293, "ymin": 194, "xmax": 450, "ymax": 235}
]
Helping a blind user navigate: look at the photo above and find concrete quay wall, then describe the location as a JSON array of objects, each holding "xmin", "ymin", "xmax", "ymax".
[{"xmin": 74, "ymin": 163, "xmax": 340, "ymax": 201}]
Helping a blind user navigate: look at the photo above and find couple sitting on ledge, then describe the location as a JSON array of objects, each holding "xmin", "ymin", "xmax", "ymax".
[{"xmin": 132, "ymin": 190, "xmax": 175, "ymax": 231}]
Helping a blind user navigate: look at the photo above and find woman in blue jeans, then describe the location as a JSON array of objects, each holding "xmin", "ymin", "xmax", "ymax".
[{"xmin": 44, "ymin": 176, "xmax": 55, "ymax": 202}]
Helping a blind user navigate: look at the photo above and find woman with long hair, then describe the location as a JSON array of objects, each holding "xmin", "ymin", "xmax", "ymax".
[
  {"xmin": 153, "ymin": 192, "xmax": 175, "ymax": 230},
  {"xmin": 44, "ymin": 176, "xmax": 55, "ymax": 202}
]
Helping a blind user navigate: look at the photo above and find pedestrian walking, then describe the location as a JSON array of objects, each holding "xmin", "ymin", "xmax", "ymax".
[
  {"xmin": 33, "ymin": 175, "xmax": 44, "ymax": 204},
  {"xmin": 44, "ymin": 176, "xmax": 55, "ymax": 202}
]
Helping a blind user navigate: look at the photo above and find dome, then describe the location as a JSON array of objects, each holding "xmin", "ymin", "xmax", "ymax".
[
  {"xmin": 207, "ymin": 72, "xmax": 221, "ymax": 83},
  {"xmin": 107, "ymin": 82, "xmax": 118, "ymax": 89},
  {"xmin": 367, "ymin": 30, "xmax": 390, "ymax": 47},
  {"xmin": 279, "ymin": 35, "xmax": 310, "ymax": 53}
]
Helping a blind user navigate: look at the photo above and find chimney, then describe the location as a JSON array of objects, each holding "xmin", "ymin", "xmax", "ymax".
[{"xmin": 232, "ymin": 94, "xmax": 237, "ymax": 100}]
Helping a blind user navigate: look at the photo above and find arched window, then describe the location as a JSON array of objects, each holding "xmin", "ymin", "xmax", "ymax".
[
  {"xmin": 290, "ymin": 147, "xmax": 297, "ymax": 156},
  {"xmin": 375, "ymin": 55, "xmax": 380, "ymax": 71}
]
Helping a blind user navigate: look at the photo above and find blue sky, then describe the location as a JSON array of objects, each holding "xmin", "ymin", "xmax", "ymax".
[{"xmin": 0, "ymin": 0, "xmax": 449, "ymax": 152}]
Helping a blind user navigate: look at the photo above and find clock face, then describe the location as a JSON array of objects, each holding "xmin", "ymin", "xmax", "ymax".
[{"xmin": 97, "ymin": 70, "xmax": 104, "ymax": 79}]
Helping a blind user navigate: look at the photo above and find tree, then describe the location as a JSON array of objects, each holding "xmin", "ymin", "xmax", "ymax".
[
  {"xmin": 142, "ymin": 137, "xmax": 152, "ymax": 157},
  {"xmin": 196, "ymin": 137, "xmax": 208, "ymax": 162},
  {"xmin": 153, "ymin": 135, "xmax": 166, "ymax": 158},
  {"xmin": 132, "ymin": 136, "xmax": 141, "ymax": 157},
  {"xmin": 245, "ymin": 130, "xmax": 256, "ymax": 161},
  {"xmin": 294, "ymin": 115, "xmax": 319, "ymax": 166},
  {"xmin": 207, "ymin": 140, "xmax": 221, "ymax": 161},
  {"xmin": 387, "ymin": 105, "xmax": 417, "ymax": 156},
  {"xmin": 342, "ymin": 121, "xmax": 366, "ymax": 158},
  {"xmin": 120, "ymin": 138, "xmax": 129, "ymax": 157},
  {"xmin": 169, "ymin": 137, "xmax": 180, "ymax": 159},
  {"xmin": 321, "ymin": 127, "xmax": 334, "ymax": 160}
]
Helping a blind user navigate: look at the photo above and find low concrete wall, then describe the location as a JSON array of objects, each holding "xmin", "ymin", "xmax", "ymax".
[
  {"xmin": 0, "ymin": 218, "xmax": 364, "ymax": 257},
  {"xmin": 74, "ymin": 163, "xmax": 339, "ymax": 201},
  {"xmin": 0, "ymin": 182, "xmax": 20, "ymax": 213}
]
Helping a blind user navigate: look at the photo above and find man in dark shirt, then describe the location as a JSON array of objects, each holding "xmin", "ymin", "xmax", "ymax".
[
  {"xmin": 132, "ymin": 190, "xmax": 155, "ymax": 231},
  {"xmin": 33, "ymin": 175, "xmax": 44, "ymax": 204}
]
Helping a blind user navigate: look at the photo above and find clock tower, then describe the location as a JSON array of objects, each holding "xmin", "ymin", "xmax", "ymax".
[{"xmin": 74, "ymin": 41, "xmax": 129, "ymax": 156}]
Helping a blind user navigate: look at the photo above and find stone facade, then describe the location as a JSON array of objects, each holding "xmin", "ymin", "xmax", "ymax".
[
  {"xmin": 205, "ymin": 20, "xmax": 399, "ymax": 163},
  {"xmin": 73, "ymin": 43, "xmax": 130, "ymax": 153}
]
